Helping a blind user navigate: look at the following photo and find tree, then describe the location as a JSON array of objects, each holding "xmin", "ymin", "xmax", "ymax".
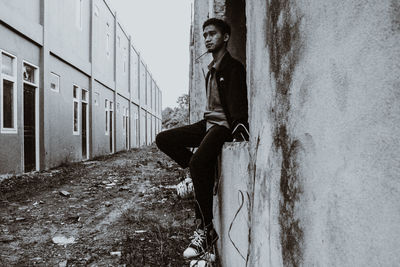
[{"xmin": 162, "ymin": 94, "xmax": 189, "ymax": 129}]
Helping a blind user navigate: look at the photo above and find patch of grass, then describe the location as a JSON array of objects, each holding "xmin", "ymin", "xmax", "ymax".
[
  {"xmin": 120, "ymin": 220, "xmax": 188, "ymax": 266},
  {"xmin": 119, "ymin": 196, "xmax": 194, "ymax": 266}
]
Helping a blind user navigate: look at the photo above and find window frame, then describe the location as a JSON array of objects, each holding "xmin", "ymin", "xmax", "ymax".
[
  {"xmin": 50, "ymin": 72, "xmax": 60, "ymax": 92},
  {"xmin": 72, "ymin": 84, "xmax": 80, "ymax": 135},
  {"xmin": 94, "ymin": 91, "xmax": 99, "ymax": 106},
  {"xmin": 76, "ymin": 0, "xmax": 83, "ymax": 31},
  {"xmin": 106, "ymin": 22, "xmax": 111, "ymax": 58},
  {"xmin": 1, "ymin": 50, "xmax": 18, "ymax": 134},
  {"xmin": 81, "ymin": 88, "xmax": 88, "ymax": 104}
]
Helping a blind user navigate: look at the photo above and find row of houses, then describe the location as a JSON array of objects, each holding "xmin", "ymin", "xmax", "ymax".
[{"xmin": 0, "ymin": 0, "xmax": 162, "ymax": 175}]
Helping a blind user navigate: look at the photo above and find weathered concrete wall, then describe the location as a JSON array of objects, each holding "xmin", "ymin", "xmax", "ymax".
[
  {"xmin": 246, "ymin": 0, "xmax": 400, "ymax": 266},
  {"xmin": 213, "ymin": 142, "xmax": 250, "ymax": 267},
  {"xmin": 189, "ymin": 0, "xmax": 212, "ymax": 123},
  {"xmin": 191, "ymin": 0, "xmax": 400, "ymax": 266}
]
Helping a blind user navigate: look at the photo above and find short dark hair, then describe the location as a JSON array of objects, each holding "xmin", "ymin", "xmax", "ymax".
[{"xmin": 202, "ymin": 18, "xmax": 231, "ymax": 36}]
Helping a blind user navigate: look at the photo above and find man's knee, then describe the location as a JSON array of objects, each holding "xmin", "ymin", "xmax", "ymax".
[{"xmin": 155, "ymin": 131, "xmax": 168, "ymax": 150}]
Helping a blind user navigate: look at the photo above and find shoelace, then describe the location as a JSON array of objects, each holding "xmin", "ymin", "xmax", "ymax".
[{"xmin": 190, "ymin": 230, "xmax": 206, "ymax": 248}]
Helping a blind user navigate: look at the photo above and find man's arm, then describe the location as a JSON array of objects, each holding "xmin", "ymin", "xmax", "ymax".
[{"xmin": 227, "ymin": 63, "xmax": 249, "ymax": 141}]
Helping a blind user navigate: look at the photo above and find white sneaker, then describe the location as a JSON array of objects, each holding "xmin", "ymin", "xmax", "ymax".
[
  {"xmin": 189, "ymin": 253, "xmax": 216, "ymax": 266},
  {"xmin": 183, "ymin": 227, "xmax": 218, "ymax": 259},
  {"xmin": 176, "ymin": 176, "xmax": 194, "ymax": 199},
  {"xmin": 183, "ymin": 228, "xmax": 207, "ymax": 259}
]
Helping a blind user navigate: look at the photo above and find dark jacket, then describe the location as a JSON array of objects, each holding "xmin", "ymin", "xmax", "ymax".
[{"xmin": 205, "ymin": 52, "xmax": 249, "ymax": 139}]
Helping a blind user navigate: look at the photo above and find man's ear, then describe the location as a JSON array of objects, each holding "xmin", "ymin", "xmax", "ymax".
[{"xmin": 224, "ymin": 33, "xmax": 230, "ymax": 43}]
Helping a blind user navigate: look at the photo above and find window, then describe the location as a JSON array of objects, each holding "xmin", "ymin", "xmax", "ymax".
[
  {"xmin": 76, "ymin": 0, "xmax": 83, "ymax": 30},
  {"xmin": 23, "ymin": 62, "xmax": 39, "ymax": 87},
  {"xmin": 122, "ymin": 107, "xmax": 129, "ymax": 134},
  {"xmin": 94, "ymin": 92, "xmax": 99, "ymax": 106},
  {"xmin": 1, "ymin": 51, "xmax": 17, "ymax": 133},
  {"xmin": 106, "ymin": 100, "xmax": 113, "ymax": 135},
  {"xmin": 3, "ymin": 80, "xmax": 13, "ymax": 128},
  {"xmin": 122, "ymin": 107, "xmax": 126, "ymax": 131},
  {"xmin": 23, "ymin": 65, "xmax": 35, "ymax": 83},
  {"xmin": 73, "ymin": 85, "xmax": 79, "ymax": 134},
  {"xmin": 50, "ymin": 72, "xmax": 60, "ymax": 92},
  {"xmin": 1, "ymin": 53, "xmax": 13, "ymax": 76},
  {"xmin": 123, "ymin": 47, "xmax": 127, "ymax": 74},
  {"xmin": 106, "ymin": 33, "xmax": 110, "ymax": 58},
  {"xmin": 106, "ymin": 22, "xmax": 111, "ymax": 58},
  {"xmin": 82, "ymin": 89, "xmax": 88, "ymax": 102}
]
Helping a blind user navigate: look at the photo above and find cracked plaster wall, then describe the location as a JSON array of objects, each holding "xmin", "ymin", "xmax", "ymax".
[
  {"xmin": 191, "ymin": 0, "xmax": 400, "ymax": 266},
  {"xmin": 246, "ymin": 0, "xmax": 400, "ymax": 266}
]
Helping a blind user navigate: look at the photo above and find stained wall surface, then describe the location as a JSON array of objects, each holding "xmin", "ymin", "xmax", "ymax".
[
  {"xmin": 191, "ymin": 0, "xmax": 400, "ymax": 266},
  {"xmin": 213, "ymin": 142, "xmax": 250, "ymax": 267},
  {"xmin": 246, "ymin": 0, "xmax": 400, "ymax": 266}
]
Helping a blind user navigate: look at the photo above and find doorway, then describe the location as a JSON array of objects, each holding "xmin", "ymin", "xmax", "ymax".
[
  {"xmin": 125, "ymin": 108, "xmax": 129, "ymax": 150},
  {"xmin": 22, "ymin": 62, "xmax": 39, "ymax": 172},
  {"xmin": 81, "ymin": 102, "xmax": 89, "ymax": 159},
  {"xmin": 23, "ymin": 84, "xmax": 36, "ymax": 172},
  {"xmin": 109, "ymin": 101, "xmax": 114, "ymax": 153}
]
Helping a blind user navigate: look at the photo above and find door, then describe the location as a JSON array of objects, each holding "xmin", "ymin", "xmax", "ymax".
[
  {"xmin": 81, "ymin": 102, "xmax": 88, "ymax": 159},
  {"xmin": 24, "ymin": 84, "xmax": 36, "ymax": 172},
  {"xmin": 109, "ymin": 110, "xmax": 113, "ymax": 152},
  {"xmin": 125, "ymin": 111, "xmax": 129, "ymax": 149}
]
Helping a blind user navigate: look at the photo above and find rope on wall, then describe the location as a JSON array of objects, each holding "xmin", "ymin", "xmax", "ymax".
[{"xmin": 228, "ymin": 190, "xmax": 247, "ymax": 262}]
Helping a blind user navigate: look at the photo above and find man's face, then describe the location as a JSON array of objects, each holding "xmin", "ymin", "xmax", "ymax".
[{"xmin": 203, "ymin": 25, "xmax": 229, "ymax": 53}]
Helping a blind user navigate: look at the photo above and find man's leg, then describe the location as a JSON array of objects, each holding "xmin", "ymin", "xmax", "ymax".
[
  {"xmin": 188, "ymin": 125, "xmax": 232, "ymax": 227},
  {"xmin": 182, "ymin": 124, "xmax": 232, "ymax": 259},
  {"xmin": 155, "ymin": 120, "xmax": 206, "ymax": 168}
]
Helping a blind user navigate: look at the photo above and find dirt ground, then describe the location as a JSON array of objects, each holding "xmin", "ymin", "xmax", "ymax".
[{"xmin": 0, "ymin": 145, "xmax": 197, "ymax": 267}]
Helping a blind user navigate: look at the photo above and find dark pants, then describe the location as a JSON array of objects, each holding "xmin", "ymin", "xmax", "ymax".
[{"xmin": 155, "ymin": 119, "xmax": 232, "ymax": 227}]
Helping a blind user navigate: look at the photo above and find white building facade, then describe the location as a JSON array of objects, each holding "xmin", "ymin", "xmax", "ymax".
[{"xmin": 0, "ymin": 0, "xmax": 162, "ymax": 174}]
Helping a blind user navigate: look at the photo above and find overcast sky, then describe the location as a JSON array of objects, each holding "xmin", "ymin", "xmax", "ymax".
[{"xmin": 110, "ymin": 0, "xmax": 193, "ymax": 109}]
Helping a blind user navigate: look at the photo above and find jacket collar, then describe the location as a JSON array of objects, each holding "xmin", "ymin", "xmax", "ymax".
[
  {"xmin": 204, "ymin": 51, "xmax": 232, "ymax": 85},
  {"xmin": 216, "ymin": 51, "xmax": 232, "ymax": 72},
  {"xmin": 208, "ymin": 51, "xmax": 227, "ymax": 71}
]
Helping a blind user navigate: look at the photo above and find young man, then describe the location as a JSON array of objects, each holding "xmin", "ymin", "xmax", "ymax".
[{"xmin": 156, "ymin": 18, "xmax": 248, "ymax": 259}]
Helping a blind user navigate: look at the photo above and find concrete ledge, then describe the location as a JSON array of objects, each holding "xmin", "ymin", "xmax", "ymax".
[{"xmin": 213, "ymin": 141, "xmax": 250, "ymax": 266}]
